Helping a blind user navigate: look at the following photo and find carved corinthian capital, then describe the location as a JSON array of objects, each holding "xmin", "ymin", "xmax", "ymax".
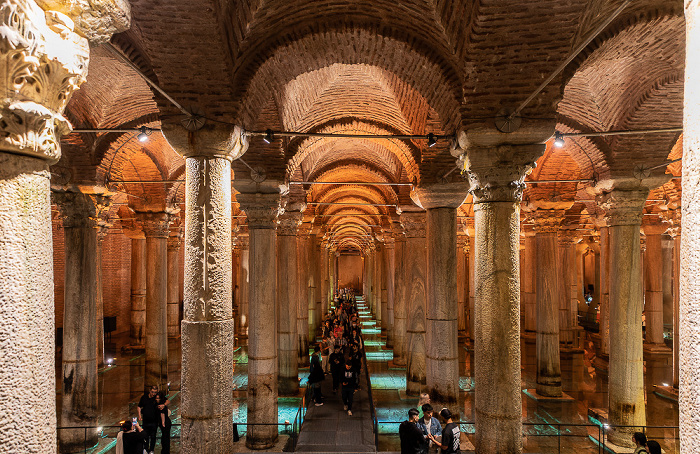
[
  {"xmin": 400, "ymin": 211, "xmax": 426, "ymax": 238},
  {"xmin": 53, "ymin": 190, "xmax": 110, "ymax": 229},
  {"xmin": 238, "ymin": 192, "xmax": 282, "ymax": 229},
  {"xmin": 0, "ymin": 0, "xmax": 128, "ymax": 163},
  {"xmin": 277, "ymin": 211, "xmax": 303, "ymax": 236}
]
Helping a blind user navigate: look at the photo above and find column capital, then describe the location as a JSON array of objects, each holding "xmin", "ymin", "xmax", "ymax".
[
  {"xmin": 137, "ymin": 211, "xmax": 172, "ymax": 238},
  {"xmin": 411, "ymin": 182, "xmax": 470, "ymax": 209},
  {"xmin": 463, "ymin": 144, "xmax": 545, "ymax": 203},
  {"xmin": 529, "ymin": 207, "xmax": 569, "ymax": 234},
  {"xmin": 168, "ymin": 225, "xmax": 184, "ymax": 251},
  {"xmin": 297, "ymin": 222, "xmax": 313, "ymax": 237},
  {"xmin": 641, "ymin": 216, "xmax": 669, "ymax": 236},
  {"xmin": 557, "ymin": 228, "xmax": 580, "ymax": 246},
  {"xmin": 400, "ymin": 211, "xmax": 426, "ymax": 238},
  {"xmin": 234, "ymin": 233, "xmax": 249, "ymax": 250},
  {"xmin": 597, "ymin": 188, "xmax": 650, "ymax": 227},
  {"xmin": 277, "ymin": 210, "xmax": 303, "ymax": 236},
  {"xmin": 54, "ymin": 190, "xmax": 111, "ymax": 229},
  {"xmin": 665, "ymin": 209, "xmax": 681, "ymax": 238},
  {"xmin": 0, "ymin": 0, "xmax": 129, "ymax": 163},
  {"xmin": 237, "ymin": 192, "xmax": 282, "ymax": 229}
]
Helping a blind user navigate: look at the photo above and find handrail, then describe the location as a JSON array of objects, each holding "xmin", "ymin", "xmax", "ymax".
[{"xmin": 361, "ymin": 336, "xmax": 379, "ymax": 449}]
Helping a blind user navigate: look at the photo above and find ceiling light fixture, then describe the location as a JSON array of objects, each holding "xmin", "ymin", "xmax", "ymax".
[
  {"xmin": 263, "ymin": 129, "xmax": 274, "ymax": 144},
  {"xmin": 427, "ymin": 133, "xmax": 437, "ymax": 147},
  {"xmin": 553, "ymin": 131, "xmax": 565, "ymax": 148},
  {"xmin": 137, "ymin": 126, "xmax": 151, "ymax": 143}
]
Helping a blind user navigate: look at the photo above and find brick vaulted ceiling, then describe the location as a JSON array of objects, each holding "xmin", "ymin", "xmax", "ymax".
[{"xmin": 59, "ymin": 0, "xmax": 685, "ymax": 252}]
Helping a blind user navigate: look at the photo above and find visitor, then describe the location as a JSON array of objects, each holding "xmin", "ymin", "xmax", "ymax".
[
  {"xmin": 341, "ymin": 362, "xmax": 359, "ymax": 416},
  {"xmin": 417, "ymin": 393, "xmax": 430, "ymax": 417},
  {"xmin": 632, "ymin": 432, "xmax": 648, "ymax": 454},
  {"xmin": 119, "ymin": 419, "xmax": 147, "ymax": 454},
  {"xmin": 399, "ymin": 408, "xmax": 428, "ymax": 454},
  {"xmin": 137, "ymin": 385, "xmax": 160, "ymax": 454},
  {"xmin": 646, "ymin": 439, "xmax": 661, "ymax": 454},
  {"xmin": 330, "ymin": 344, "xmax": 345, "ymax": 393},
  {"xmin": 308, "ymin": 345, "xmax": 325, "ymax": 406},
  {"xmin": 428, "ymin": 408, "xmax": 460, "ymax": 454},
  {"xmin": 417, "ymin": 404, "xmax": 442, "ymax": 453},
  {"xmin": 155, "ymin": 391, "xmax": 172, "ymax": 454}
]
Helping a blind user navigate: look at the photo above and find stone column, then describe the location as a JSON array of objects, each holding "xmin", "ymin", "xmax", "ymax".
[
  {"xmin": 521, "ymin": 226, "xmax": 537, "ymax": 335},
  {"xmin": 277, "ymin": 210, "xmax": 302, "ymax": 395},
  {"xmin": 413, "ymin": 184, "xmax": 469, "ymax": 409},
  {"xmin": 56, "ymin": 191, "xmax": 109, "ymax": 452},
  {"xmin": 176, "ymin": 130, "xmax": 247, "ymax": 453},
  {"xmin": 393, "ymin": 231, "xmax": 407, "ymax": 365},
  {"xmin": 466, "ymin": 221, "xmax": 476, "ymax": 341},
  {"xmin": 464, "ymin": 142, "xmax": 545, "ymax": 454},
  {"xmin": 237, "ymin": 235, "xmax": 250, "ymax": 340},
  {"xmin": 379, "ymin": 241, "xmax": 389, "ymax": 334},
  {"xmin": 598, "ymin": 225, "xmax": 611, "ymax": 358},
  {"xmin": 401, "ymin": 211, "xmax": 427, "ymax": 395},
  {"xmin": 532, "ymin": 207, "xmax": 568, "ymax": 397},
  {"xmin": 682, "ymin": 3, "xmax": 700, "ymax": 444},
  {"xmin": 385, "ymin": 237, "xmax": 396, "ymax": 348},
  {"xmin": 600, "ymin": 187, "xmax": 657, "ymax": 447},
  {"xmin": 457, "ymin": 233, "xmax": 468, "ymax": 336},
  {"xmin": 130, "ymin": 237, "xmax": 147, "ymax": 346},
  {"xmin": 297, "ymin": 224, "xmax": 311, "ymax": 366},
  {"xmin": 0, "ymin": 3, "xmax": 126, "ymax": 451},
  {"xmin": 320, "ymin": 242, "xmax": 329, "ymax": 317},
  {"xmin": 307, "ymin": 232, "xmax": 318, "ymax": 343},
  {"xmin": 375, "ymin": 242, "xmax": 384, "ymax": 325},
  {"xmin": 669, "ymin": 220, "xmax": 680, "ymax": 390},
  {"xmin": 140, "ymin": 212, "xmax": 171, "ymax": 390},
  {"xmin": 642, "ymin": 220, "xmax": 670, "ymax": 351},
  {"xmin": 238, "ymin": 193, "xmax": 281, "ymax": 449},
  {"xmin": 96, "ymin": 223, "xmax": 109, "ymax": 368},
  {"xmin": 558, "ymin": 230, "xmax": 579, "ymax": 347},
  {"xmin": 167, "ymin": 225, "xmax": 183, "ymax": 338}
]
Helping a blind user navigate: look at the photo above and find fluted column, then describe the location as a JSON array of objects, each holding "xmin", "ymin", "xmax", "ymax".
[
  {"xmin": 297, "ymin": 224, "xmax": 311, "ymax": 366},
  {"xmin": 532, "ymin": 207, "xmax": 568, "ymax": 397},
  {"xmin": 140, "ymin": 212, "xmax": 172, "ymax": 390},
  {"xmin": 393, "ymin": 231, "xmax": 407, "ymax": 365},
  {"xmin": 682, "ymin": 3, "xmax": 700, "ymax": 445},
  {"xmin": 642, "ymin": 220, "xmax": 670, "ymax": 351},
  {"xmin": 401, "ymin": 211, "xmax": 427, "ymax": 395},
  {"xmin": 464, "ymin": 142, "xmax": 545, "ymax": 454},
  {"xmin": 413, "ymin": 184, "xmax": 469, "ymax": 409},
  {"xmin": 56, "ymin": 191, "xmax": 110, "ymax": 452},
  {"xmin": 167, "ymin": 225, "xmax": 183, "ymax": 338},
  {"xmin": 238, "ymin": 193, "xmax": 281, "ymax": 449},
  {"xmin": 176, "ymin": 130, "xmax": 248, "ymax": 453},
  {"xmin": 277, "ymin": 210, "xmax": 302, "ymax": 395},
  {"xmin": 600, "ymin": 187, "xmax": 658, "ymax": 447},
  {"xmin": 385, "ymin": 237, "xmax": 396, "ymax": 348}
]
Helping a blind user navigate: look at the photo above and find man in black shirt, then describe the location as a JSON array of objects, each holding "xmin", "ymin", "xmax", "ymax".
[
  {"xmin": 120, "ymin": 420, "xmax": 148, "ymax": 454},
  {"xmin": 428, "ymin": 408, "xmax": 460, "ymax": 454},
  {"xmin": 137, "ymin": 385, "xmax": 169, "ymax": 454},
  {"xmin": 399, "ymin": 408, "xmax": 428, "ymax": 454}
]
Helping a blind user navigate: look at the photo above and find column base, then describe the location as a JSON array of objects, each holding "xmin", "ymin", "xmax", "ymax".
[
  {"xmin": 278, "ymin": 377, "xmax": 300, "ymax": 396},
  {"xmin": 521, "ymin": 331, "xmax": 536, "ymax": 343},
  {"xmin": 535, "ymin": 382, "xmax": 563, "ymax": 398},
  {"xmin": 246, "ymin": 430, "xmax": 278, "ymax": 450},
  {"xmin": 643, "ymin": 343, "xmax": 672, "ymax": 355}
]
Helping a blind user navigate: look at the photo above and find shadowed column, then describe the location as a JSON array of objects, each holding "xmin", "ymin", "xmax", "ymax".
[
  {"xmin": 167, "ymin": 225, "xmax": 183, "ymax": 338},
  {"xmin": 642, "ymin": 219, "xmax": 671, "ymax": 352},
  {"xmin": 297, "ymin": 224, "xmax": 311, "ymax": 366},
  {"xmin": 393, "ymin": 229, "xmax": 407, "ymax": 365},
  {"xmin": 278, "ymin": 209, "xmax": 302, "ymax": 395}
]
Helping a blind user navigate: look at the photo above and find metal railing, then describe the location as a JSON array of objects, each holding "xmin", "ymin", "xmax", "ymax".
[{"xmin": 361, "ymin": 339, "xmax": 379, "ymax": 449}]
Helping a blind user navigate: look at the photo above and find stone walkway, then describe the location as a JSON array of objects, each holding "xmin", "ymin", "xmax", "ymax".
[{"xmin": 295, "ymin": 299, "xmax": 377, "ymax": 453}]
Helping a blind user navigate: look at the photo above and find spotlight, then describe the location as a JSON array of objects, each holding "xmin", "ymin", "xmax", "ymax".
[
  {"xmin": 263, "ymin": 129, "xmax": 274, "ymax": 144},
  {"xmin": 427, "ymin": 133, "xmax": 437, "ymax": 147},
  {"xmin": 137, "ymin": 126, "xmax": 151, "ymax": 143},
  {"xmin": 662, "ymin": 383, "xmax": 669, "ymax": 387},
  {"xmin": 553, "ymin": 131, "xmax": 565, "ymax": 148}
]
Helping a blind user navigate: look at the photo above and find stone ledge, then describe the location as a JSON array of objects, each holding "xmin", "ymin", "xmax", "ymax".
[
  {"xmin": 643, "ymin": 344, "xmax": 672, "ymax": 355},
  {"xmin": 523, "ymin": 389, "xmax": 575, "ymax": 402}
]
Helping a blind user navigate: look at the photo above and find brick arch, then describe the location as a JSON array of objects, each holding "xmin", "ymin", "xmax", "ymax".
[
  {"xmin": 523, "ymin": 142, "xmax": 582, "ymax": 204},
  {"xmin": 236, "ymin": 28, "xmax": 461, "ymax": 131}
]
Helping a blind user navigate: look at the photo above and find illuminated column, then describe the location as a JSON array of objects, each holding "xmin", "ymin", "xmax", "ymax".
[
  {"xmin": 682, "ymin": 2, "xmax": 700, "ymax": 446},
  {"xmin": 375, "ymin": 242, "xmax": 384, "ymax": 325},
  {"xmin": 297, "ymin": 224, "xmax": 311, "ymax": 366},
  {"xmin": 466, "ymin": 220, "xmax": 476, "ymax": 341},
  {"xmin": 0, "ymin": 3, "xmax": 126, "ymax": 452},
  {"xmin": 393, "ymin": 230, "xmax": 407, "ymax": 365},
  {"xmin": 558, "ymin": 229, "xmax": 579, "ymax": 347},
  {"xmin": 238, "ymin": 193, "xmax": 281, "ymax": 449},
  {"xmin": 130, "ymin": 236, "xmax": 147, "ymax": 346},
  {"xmin": 96, "ymin": 224, "xmax": 109, "ymax": 368},
  {"xmin": 456, "ymin": 233, "xmax": 467, "ymax": 336},
  {"xmin": 413, "ymin": 184, "xmax": 469, "ymax": 409},
  {"xmin": 521, "ymin": 226, "xmax": 537, "ymax": 335},
  {"xmin": 598, "ymin": 224, "xmax": 611, "ymax": 358},
  {"xmin": 237, "ymin": 234, "xmax": 250, "ymax": 340},
  {"xmin": 320, "ymin": 240, "xmax": 329, "ymax": 317},
  {"xmin": 465, "ymin": 142, "xmax": 545, "ymax": 454},
  {"xmin": 401, "ymin": 211, "xmax": 427, "ymax": 395},
  {"xmin": 307, "ymin": 232, "xmax": 318, "ymax": 343},
  {"xmin": 140, "ymin": 212, "xmax": 172, "ymax": 390},
  {"xmin": 642, "ymin": 219, "xmax": 671, "ymax": 351},
  {"xmin": 385, "ymin": 236, "xmax": 396, "ymax": 348},
  {"xmin": 56, "ymin": 192, "xmax": 110, "ymax": 452},
  {"xmin": 668, "ymin": 216, "xmax": 680, "ymax": 390},
  {"xmin": 167, "ymin": 225, "xmax": 183, "ymax": 338},
  {"xmin": 175, "ymin": 129, "xmax": 247, "ymax": 453},
  {"xmin": 599, "ymin": 186, "xmax": 665, "ymax": 447},
  {"xmin": 277, "ymin": 210, "xmax": 302, "ymax": 395}
]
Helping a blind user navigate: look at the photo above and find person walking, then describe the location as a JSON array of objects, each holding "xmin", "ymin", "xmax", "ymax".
[
  {"xmin": 428, "ymin": 408, "xmax": 460, "ymax": 454},
  {"xmin": 399, "ymin": 408, "xmax": 428, "ymax": 454},
  {"xmin": 330, "ymin": 345, "xmax": 345, "ymax": 394},
  {"xmin": 308, "ymin": 345, "xmax": 325, "ymax": 406},
  {"xmin": 341, "ymin": 362, "xmax": 359, "ymax": 416},
  {"xmin": 137, "ymin": 386, "xmax": 159, "ymax": 454}
]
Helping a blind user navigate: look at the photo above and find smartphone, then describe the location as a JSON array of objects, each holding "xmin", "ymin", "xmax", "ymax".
[{"xmin": 132, "ymin": 417, "xmax": 137, "ymax": 426}]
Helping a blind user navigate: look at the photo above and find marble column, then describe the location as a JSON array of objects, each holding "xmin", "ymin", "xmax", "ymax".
[
  {"xmin": 558, "ymin": 230, "xmax": 579, "ymax": 347},
  {"xmin": 600, "ymin": 187, "xmax": 656, "ymax": 447},
  {"xmin": 385, "ymin": 237, "xmax": 396, "ymax": 348},
  {"xmin": 413, "ymin": 184, "xmax": 469, "ymax": 409},
  {"xmin": 393, "ymin": 231, "xmax": 408, "ymax": 365},
  {"xmin": 278, "ymin": 210, "xmax": 302, "ymax": 395},
  {"xmin": 532, "ymin": 207, "xmax": 567, "ymax": 397},
  {"xmin": 57, "ymin": 192, "xmax": 109, "ymax": 452},
  {"xmin": 130, "ymin": 237, "xmax": 147, "ymax": 346},
  {"xmin": 464, "ymin": 142, "xmax": 545, "ymax": 454},
  {"xmin": 682, "ymin": 2, "xmax": 700, "ymax": 444},
  {"xmin": 297, "ymin": 224, "xmax": 311, "ymax": 366},
  {"xmin": 238, "ymin": 193, "xmax": 281, "ymax": 449},
  {"xmin": 167, "ymin": 226, "xmax": 183, "ymax": 338},
  {"xmin": 96, "ymin": 224, "xmax": 108, "ymax": 368},
  {"xmin": 466, "ymin": 221, "xmax": 476, "ymax": 342},
  {"xmin": 307, "ymin": 233, "xmax": 317, "ymax": 343},
  {"xmin": 401, "ymin": 211, "xmax": 427, "ymax": 395},
  {"xmin": 669, "ymin": 221, "xmax": 680, "ymax": 390},
  {"xmin": 457, "ymin": 233, "xmax": 468, "ymax": 336},
  {"xmin": 177, "ymin": 131, "xmax": 247, "ymax": 453},
  {"xmin": 0, "ymin": 3, "xmax": 126, "ymax": 451},
  {"xmin": 642, "ymin": 220, "xmax": 670, "ymax": 350},
  {"xmin": 320, "ymin": 242, "xmax": 329, "ymax": 317},
  {"xmin": 521, "ymin": 226, "xmax": 537, "ymax": 335},
  {"xmin": 237, "ymin": 235, "xmax": 250, "ymax": 340},
  {"xmin": 375, "ymin": 243, "xmax": 384, "ymax": 324},
  {"xmin": 140, "ymin": 212, "xmax": 171, "ymax": 390}
]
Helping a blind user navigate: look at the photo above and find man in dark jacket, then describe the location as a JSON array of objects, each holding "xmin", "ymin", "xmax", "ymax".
[
  {"xmin": 308, "ymin": 345, "xmax": 325, "ymax": 406},
  {"xmin": 399, "ymin": 408, "xmax": 428, "ymax": 454}
]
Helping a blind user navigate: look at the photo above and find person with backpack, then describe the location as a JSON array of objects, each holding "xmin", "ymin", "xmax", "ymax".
[{"xmin": 632, "ymin": 432, "xmax": 648, "ymax": 454}]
